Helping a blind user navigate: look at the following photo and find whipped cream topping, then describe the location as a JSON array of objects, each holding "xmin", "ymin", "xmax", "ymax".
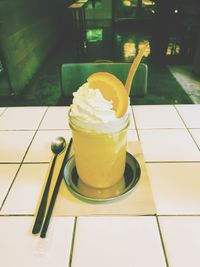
[{"xmin": 70, "ymin": 82, "xmax": 118, "ymax": 123}]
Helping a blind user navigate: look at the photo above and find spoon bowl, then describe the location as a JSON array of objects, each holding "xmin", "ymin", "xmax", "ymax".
[{"xmin": 51, "ymin": 136, "xmax": 66, "ymax": 155}]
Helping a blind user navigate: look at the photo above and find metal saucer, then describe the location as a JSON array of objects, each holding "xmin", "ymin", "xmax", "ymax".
[{"xmin": 63, "ymin": 152, "xmax": 141, "ymax": 203}]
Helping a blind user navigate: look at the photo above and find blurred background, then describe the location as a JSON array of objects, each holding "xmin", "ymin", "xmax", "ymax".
[{"xmin": 0, "ymin": 0, "xmax": 200, "ymax": 105}]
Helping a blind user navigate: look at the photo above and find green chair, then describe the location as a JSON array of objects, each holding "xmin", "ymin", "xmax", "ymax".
[{"xmin": 60, "ymin": 63, "xmax": 148, "ymax": 99}]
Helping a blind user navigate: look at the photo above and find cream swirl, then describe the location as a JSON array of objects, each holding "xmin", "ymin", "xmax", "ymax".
[{"xmin": 70, "ymin": 82, "xmax": 118, "ymax": 123}]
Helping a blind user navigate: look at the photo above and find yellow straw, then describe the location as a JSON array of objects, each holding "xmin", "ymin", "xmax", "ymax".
[{"xmin": 125, "ymin": 42, "xmax": 149, "ymax": 95}]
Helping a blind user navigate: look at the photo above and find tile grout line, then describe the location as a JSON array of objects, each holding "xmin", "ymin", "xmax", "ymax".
[
  {"xmin": 174, "ymin": 105, "xmax": 200, "ymax": 152},
  {"xmin": 1, "ymin": 214, "xmax": 200, "ymax": 217},
  {"xmin": 156, "ymin": 215, "xmax": 170, "ymax": 267},
  {"xmin": 68, "ymin": 216, "xmax": 77, "ymax": 267},
  {"xmin": 135, "ymin": 128, "xmax": 191, "ymax": 131},
  {"xmin": 187, "ymin": 128, "xmax": 200, "ymax": 152},
  {"xmin": 12, "ymin": 107, "xmax": 49, "ymax": 164},
  {"xmin": 2, "ymin": 127, "xmax": 198, "ymax": 132},
  {"xmin": 145, "ymin": 160, "xmax": 200, "ymax": 163},
  {"xmin": 0, "ymin": 214, "xmax": 33, "ymax": 217},
  {"xmin": 131, "ymin": 106, "xmax": 140, "ymax": 141},
  {"xmin": 0, "ymin": 107, "xmax": 8, "ymax": 118},
  {"xmin": 0, "ymin": 107, "xmax": 49, "ymax": 211},
  {"xmin": 0, "ymin": 129, "xmax": 70, "ymax": 132},
  {"xmin": 0, "ymin": 162, "xmax": 49, "ymax": 164},
  {"xmin": 157, "ymin": 214, "xmax": 200, "ymax": 217},
  {"xmin": 0, "ymin": 165, "xmax": 23, "ymax": 211}
]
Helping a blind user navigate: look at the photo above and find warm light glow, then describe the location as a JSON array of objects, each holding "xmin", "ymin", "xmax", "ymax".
[
  {"xmin": 123, "ymin": 42, "xmax": 136, "ymax": 59},
  {"xmin": 174, "ymin": 9, "xmax": 178, "ymax": 13},
  {"xmin": 123, "ymin": 39, "xmax": 150, "ymax": 60},
  {"xmin": 122, "ymin": 0, "xmax": 154, "ymax": 8},
  {"xmin": 138, "ymin": 40, "xmax": 150, "ymax": 57},
  {"xmin": 143, "ymin": 0, "xmax": 154, "ymax": 6},
  {"xmin": 166, "ymin": 42, "xmax": 180, "ymax": 55},
  {"xmin": 175, "ymin": 44, "xmax": 180, "ymax": 54},
  {"xmin": 167, "ymin": 43, "xmax": 173, "ymax": 55},
  {"xmin": 123, "ymin": 0, "xmax": 132, "ymax": 7}
]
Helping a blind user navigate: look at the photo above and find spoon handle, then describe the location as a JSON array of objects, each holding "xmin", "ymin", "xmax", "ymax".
[
  {"xmin": 32, "ymin": 155, "xmax": 57, "ymax": 234},
  {"xmin": 40, "ymin": 138, "xmax": 73, "ymax": 238}
]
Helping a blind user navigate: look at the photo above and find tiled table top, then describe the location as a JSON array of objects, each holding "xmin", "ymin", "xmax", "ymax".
[{"xmin": 0, "ymin": 105, "xmax": 200, "ymax": 267}]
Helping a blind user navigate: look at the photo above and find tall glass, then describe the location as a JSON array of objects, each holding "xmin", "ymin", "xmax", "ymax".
[{"xmin": 69, "ymin": 111, "xmax": 130, "ymax": 189}]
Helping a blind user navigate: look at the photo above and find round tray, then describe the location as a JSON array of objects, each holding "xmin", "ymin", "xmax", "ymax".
[{"xmin": 63, "ymin": 152, "xmax": 141, "ymax": 203}]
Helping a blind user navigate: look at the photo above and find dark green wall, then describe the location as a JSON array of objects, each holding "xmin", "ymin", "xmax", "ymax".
[{"xmin": 0, "ymin": 0, "xmax": 66, "ymax": 95}]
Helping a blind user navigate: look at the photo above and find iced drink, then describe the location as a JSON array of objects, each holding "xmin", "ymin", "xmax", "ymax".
[{"xmin": 69, "ymin": 73, "xmax": 129, "ymax": 189}]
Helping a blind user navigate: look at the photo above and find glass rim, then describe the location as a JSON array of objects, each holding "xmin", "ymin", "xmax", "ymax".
[{"xmin": 68, "ymin": 108, "xmax": 130, "ymax": 134}]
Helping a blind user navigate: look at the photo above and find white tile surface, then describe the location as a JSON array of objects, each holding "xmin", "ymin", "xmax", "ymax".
[
  {"xmin": 72, "ymin": 216, "xmax": 166, "ymax": 267},
  {"xmin": 0, "ymin": 107, "xmax": 47, "ymax": 130},
  {"xmin": 39, "ymin": 107, "xmax": 70, "ymax": 129},
  {"xmin": 128, "ymin": 106, "xmax": 135, "ymax": 129},
  {"xmin": 138, "ymin": 129, "xmax": 200, "ymax": 162},
  {"xmin": 2, "ymin": 105, "xmax": 200, "ymax": 267},
  {"xmin": 0, "ymin": 131, "xmax": 35, "ymax": 162},
  {"xmin": 176, "ymin": 104, "xmax": 200, "ymax": 128},
  {"xmin": 1, "ymin": 164, "xmax": 49, "ymax": 214},
  {"xmin": 0, "ymin": 107, "xmax": 6, "ymax": 116},
  {"xmin": 159, "ymin": 216, "xmax": 200, "ymax": 267},
  {"xmin": 39, "ymin": 106, "xmax": 135, "ymax": 130},
  {"xmin": 132, "ymin": 105, "xmax": 185, "ymax": 129},
  {"xmin": 147, "ymin": 163, "xmax": 200, "ymax": 215},
  {"xmin": 0, "ymin": 216, "xmax": 74, "ymax": 267},
  {"xmin": 127, "ymin": 129, "xmax": 138, "ymax": 141},
  {"xmin": 0, "ymin": 164, "xmax": 20, "ymax": 207},
  {"xmin": 24, "ymin": 130, "xmax": 72, "ymax": 162},
  {"xmin": 190, "ymin": 129, "xmax": 200, "ymax": 149}
]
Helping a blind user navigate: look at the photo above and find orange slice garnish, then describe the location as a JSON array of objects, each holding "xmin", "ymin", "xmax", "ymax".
[{"xmin": 87, "ymin": 72, "xmax": 128, "ymax": 118}]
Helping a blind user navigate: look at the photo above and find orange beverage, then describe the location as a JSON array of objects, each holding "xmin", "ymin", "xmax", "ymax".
[
  {"xmin": 69, "ymin": 71, "xmax": 129, "ymax": 189},
  {"xmin": 69, "ymin": 113, "xmax": 129, "ymax": 189}
]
